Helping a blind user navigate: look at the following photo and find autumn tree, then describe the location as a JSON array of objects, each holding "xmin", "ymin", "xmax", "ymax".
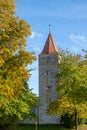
[
  {"xmin": 0, "ymin": 0, "xmax": 38, "ymax": 129},
  {"xmin": 48, "ymin": 49, "xmax": 87, "ymax": 130}
]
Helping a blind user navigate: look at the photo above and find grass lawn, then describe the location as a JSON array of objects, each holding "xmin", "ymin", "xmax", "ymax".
[
  {"xmin": 17, "ymin": 124, "xmax": 70, "ymax": 130},
  {"xmin": 17, "ymin": 124, "xmax": 87, "ymax": 130}
]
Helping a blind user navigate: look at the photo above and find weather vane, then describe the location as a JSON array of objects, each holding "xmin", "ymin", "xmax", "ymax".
[{"xmin": 48, "ymin": 24, "xmax": 52, "ymax": 33}]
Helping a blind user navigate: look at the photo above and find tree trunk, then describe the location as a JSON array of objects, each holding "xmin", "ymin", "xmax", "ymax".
[{"xmin": 75, "ymin": 109, "xmax": 78, "ymax": 130}]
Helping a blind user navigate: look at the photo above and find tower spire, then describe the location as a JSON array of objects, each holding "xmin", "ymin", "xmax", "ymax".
[
  {"xmin": 48, "ymin": 24, "xmax": 52, "ymax": 34},
  {"xmin": 41, "ymin": 33, "xmax": 58, "ymax": 55}
]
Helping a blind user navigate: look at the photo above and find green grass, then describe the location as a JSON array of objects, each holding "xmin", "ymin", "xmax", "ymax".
[
  {"xmin": 17, "ymin": 124, "xmax": 70, "ymax": 130},
  {"xmin": 17, "ymin": 124, "xmax": 87, "ymax": 130}
]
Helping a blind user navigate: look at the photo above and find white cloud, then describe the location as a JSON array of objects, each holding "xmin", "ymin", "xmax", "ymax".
[
  {"xmin": 33, "ymin": 47, "xmax": 41, "ymax": 52},
  {"xmin": 30, "ymin": 32, "xmax": 36, "ymax": 39},
  {"xmin": 72, "ymin": 46, "xmax": 78, "ymax": 53},
  {"xmin": 69, "ymin": 34, "xmax": 87, "ymax": 44},
  {"xmin": 30, "ymin": 31, "xmax": 42, "ymax": 39}
]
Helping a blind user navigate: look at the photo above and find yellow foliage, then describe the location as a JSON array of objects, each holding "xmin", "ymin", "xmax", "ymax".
[
  {"xmin": 0, "ymin": 0, "xmax": 36, "ymax": 106},
  {"xmin": 0, "ymin": 56, "xmax": 4, "ymax": 67}
]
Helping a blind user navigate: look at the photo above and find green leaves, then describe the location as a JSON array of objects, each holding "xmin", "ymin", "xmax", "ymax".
[{"xmin": 49, "ymin": 49, "xmax": 87, "ymax": 118}]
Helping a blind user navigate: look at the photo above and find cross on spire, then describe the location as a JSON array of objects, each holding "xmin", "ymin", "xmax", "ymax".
[{"xmin": 48, "ymin": 24, "xmax": 52, "ymax": 33}]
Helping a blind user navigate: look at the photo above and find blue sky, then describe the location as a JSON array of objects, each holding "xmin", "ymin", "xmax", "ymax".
[{"xmin": 16, "ymin": 0, "xmax": 87, "ymax": 95}]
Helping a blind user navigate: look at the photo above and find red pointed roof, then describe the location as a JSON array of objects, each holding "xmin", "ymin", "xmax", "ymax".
[{"xmin": 41, "ymin": 33, "xmax": 58, "ymax": 55}]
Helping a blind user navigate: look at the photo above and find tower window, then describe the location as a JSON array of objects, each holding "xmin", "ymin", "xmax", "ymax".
[
  {"xmin": 47, "ymin": 86, "xmax": 52, "ymax": 89},
  {"xmin": 46, "ymin": 72, "xmax": 48, "ymax": 75},
  {"xmin": 46, "ymin": 86, "xmax": 52, "ymax": 103},
  {"xmin": 49, "ymin": 98, "xmax": 51, "ymax": 102}
]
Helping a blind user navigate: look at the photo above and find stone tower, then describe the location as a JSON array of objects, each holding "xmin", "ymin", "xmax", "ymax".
[{"xmin": 39, "ymin": 33, "xmax": 60, "ymax": 124}]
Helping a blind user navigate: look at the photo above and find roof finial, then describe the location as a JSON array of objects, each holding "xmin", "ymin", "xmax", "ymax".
[{"xmin": 48, "ymin": 24, "xmax": 52, "ymax": 34}]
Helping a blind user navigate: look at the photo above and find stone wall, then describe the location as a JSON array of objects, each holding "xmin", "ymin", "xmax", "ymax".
[{"xmin": 39, "ymin": 53, "xmax": 60, "ymax": 124}]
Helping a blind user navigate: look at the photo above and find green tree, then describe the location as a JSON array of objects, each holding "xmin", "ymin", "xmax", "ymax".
[
  {"xmin": 0, "ymin": 0, "xmax": 38, "ymax": 129},
  {"xmin": 48, "ymin": 49, "xmax": 87, "ymax": 130}
]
